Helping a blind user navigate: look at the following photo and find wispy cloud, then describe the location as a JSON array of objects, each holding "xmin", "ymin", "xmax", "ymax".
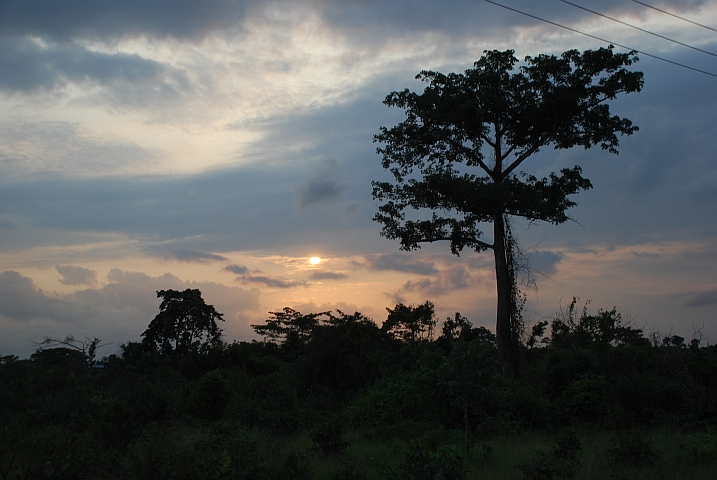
[
  {"xmin": 146, "ymin": 247, "xmax": 227, "ymax": 263},
  {"xmin": 310, "ymin": 271, "xmax": 347, "ymax": 280},
  {"xmin": 238, "ymin": 274, "xmax": 305, "ymax": 289}
]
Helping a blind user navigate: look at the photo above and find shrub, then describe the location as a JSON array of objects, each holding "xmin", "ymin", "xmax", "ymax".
[
  {"xmin": 282, "ymin": 451, "xmax": 313, "ymax": 480},
  {"xmin": 607, "ymin": 433, "xmax": 660, "ymax": 466},
  {"xmin": 311, "ymin": 417, "xmax": 351, "ymax": 455},
  {"xmin": 190, "ymin": 369, "xmax": 231, "ymax": 420},
  {"xmin": 520, "ymin": 430, "xmax": 581, "ymax": 480},
  {"xmin": 386, "ymin": 435, "xmax": 463, "ymax": 480},
  {"xmin": 679, "ymin": 432, "xmax": 717, "ymax": 463},
  {"xmin": 556, "ymin": 375, "xmax": 609, "ymax": 422}
]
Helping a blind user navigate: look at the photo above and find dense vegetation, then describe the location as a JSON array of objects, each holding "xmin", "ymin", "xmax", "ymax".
[{"xmin": 1, "ymin": 292, "xmax": 716, "ymax": 479}]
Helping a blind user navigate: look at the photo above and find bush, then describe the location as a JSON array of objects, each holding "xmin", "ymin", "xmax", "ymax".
[
  {"xmin": 520, "ymin": 430, "xmax": 581, "ymax": 480},
  {"xmin": 556, "ymin": 375, "xmax": 609, "ymax": 422},
  {"xmin": 386, "ymin": 435, "xmax": 463, "ymax": 480},
  {"xmin": 607, "ymin": 433, "xmax": 660, "ymax": 466},
  {"xmin": 282, "ymin": 451, "xmax": 314, "ymax": 480},
  {"xmin": 311, "ymin": 417, "xmax": 351, "ymax": 455},
  {"xmin": 679, "ymin": 432, "xmax": 717, "ymax": 463},
  {"xmin": 190, "ymin": 369, "xmax": 230, "ymax": 420}
]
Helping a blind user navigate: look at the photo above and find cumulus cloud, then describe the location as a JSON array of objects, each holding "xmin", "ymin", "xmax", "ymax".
[
  {"xmin": 358, "ymin": 253, "xmax": 439, "ymax": 275},
  {"xmin": 294, "ymin": 158, "xmax": 348, "ymax": 208},
  {"xmin": 0, "ymin": 269, "xmax": 261, "ymax": 354},
  {"xmin": 55, "ymin": 265, "xmax": 97, "ymax": 286},
  {"xmin": 684, "ymin": 288, "xmax": 717, "ymax": 307}
]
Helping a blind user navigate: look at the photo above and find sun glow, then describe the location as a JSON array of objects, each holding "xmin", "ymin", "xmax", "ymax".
[{"xmin": 309, "ymin": 257, "xmax": 322, "ymax": 265}]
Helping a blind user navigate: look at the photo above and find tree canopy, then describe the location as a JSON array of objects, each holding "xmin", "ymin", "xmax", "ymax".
[
  {"xmin": 141, "ymin": 289, "xmax": 224, "ymax": 355},
  {"xmin": 372, "ymin": 46, "xmax": 643, "ymax": 376}
]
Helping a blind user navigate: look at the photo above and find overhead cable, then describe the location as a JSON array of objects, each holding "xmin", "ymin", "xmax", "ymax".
[
  {"xmin": 482, "ymin": 0, "xmax": 717, "ymax": 79},
  {"xmin": 558, "ymin": 0, "xmax": 717, "ymax": 58},
  {"xmin": 629, "ymin": 0, "xmax": 717, "ymax": 33}
]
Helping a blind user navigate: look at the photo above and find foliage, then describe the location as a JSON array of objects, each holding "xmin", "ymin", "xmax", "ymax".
[
  {"xmin": 190, "ymin": 369, "xmax": 231, "ymax": 420},
  {"xmin": 311, "ymin": 416, "xmax": 351, "ymax": 455},
  {"xmin": 141, "ymin": 289, "xmax": 224, "ymax": 355},
  {"xmin": 607, "ymin": 433, "xmax": 660, "ymax": 466},
  {"xmin": 678, "ymin": 431, "xmax": 717, "ymax": 463},
  {"xmin": 386, "ymin": 435, "xmax": 463, "ymax": 480},
  {"xmin": 251, "ymin": 307, "xmax": 329, "ymax": 344},
  {"xmin": 520, "ymin": 430, "xmax": 582, "ymax": 480},
  {"xmin": 372, "ymin": 46, "xmax": 643, "ymax": 377},
  {"xmin": 382, "ymin": 301, "xmax": 437, "ymax": 345}
]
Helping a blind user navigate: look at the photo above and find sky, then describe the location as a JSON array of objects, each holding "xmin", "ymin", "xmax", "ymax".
[{"xmin": 1, "ymin": 0, "xmax": 716, "ymax": 358}]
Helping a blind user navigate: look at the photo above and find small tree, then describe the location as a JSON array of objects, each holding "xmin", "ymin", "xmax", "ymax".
[
  {"xmin": 33, "ymin": 336, "xmax": 106, "ymax": 367},
  {"xmin": 381, "ymin": 301, "xmax": 437, "ymax": 345},
  {"xmin": 372, "ymin": 46, "xmax": 643, "ymax": 377},
  {"xmin": 141, "ymin": 289, "xmax": 224, "ymax": 355}
]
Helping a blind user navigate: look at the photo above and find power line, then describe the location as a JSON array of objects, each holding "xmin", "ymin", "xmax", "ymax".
[
  {"xmin": 482, "ymin": 0, "xmax": 717, "ymax": 79},
  {"xmin": 559, "ymin": 0, "xmax": 717, "ymax": 58},
  {"xmin": 629, "ymin": 0, "xmax": 717, "ymax": 33}
]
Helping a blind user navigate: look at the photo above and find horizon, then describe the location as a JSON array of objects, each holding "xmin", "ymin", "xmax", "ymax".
[{"xmin": 1, "ymin": 0, "xmax": 716, "ymax": 358}]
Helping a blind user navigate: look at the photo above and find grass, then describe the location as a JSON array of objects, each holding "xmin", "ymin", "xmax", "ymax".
[{"xmin": 263, "ymin": 426, "xmax": 717, "ymax": 480}]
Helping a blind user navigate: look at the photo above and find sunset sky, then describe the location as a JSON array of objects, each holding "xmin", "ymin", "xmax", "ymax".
[{"xmin": 1, "ymin": 0, "xmax": 716, "ymax": 358}]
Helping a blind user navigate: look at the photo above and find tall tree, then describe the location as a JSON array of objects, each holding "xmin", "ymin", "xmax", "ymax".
[
  {"xmin": 141, "ymin": 289, "xmax": 224, "ymax": 355},
  {"xmin": 372, "ymin": 46, "xmax": 643, "ymax": 377}
]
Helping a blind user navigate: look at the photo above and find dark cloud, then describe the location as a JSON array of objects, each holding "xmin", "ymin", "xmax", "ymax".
[
  {"xmin": 145, "ymin": 247, "xmax": 228, "ymax": 263},
  {"xmin": 55, "ymin": 265, "xmax": 97, "ymax": 286},
  {"xmin": 685, "ymin": 289, "xmax": 717, "ymax": 308},
  {"xmin": 224, "ymin": 264, "xmax": 249, "ymax": 275},
  {"xmin": 294, "ymin": 158, "xmax": 348, "ymax": 208},
  {"xmin": 631, "ymin": 251, "xmax": 659, "ymax": 259},
  {"xmin": 309, "ymin": 271, "xmax": 347, "ymax": 280},
  {"xmin": 360, "ymin": 253, "xmax": 439, "ymax": 275},
  {"xmin": 399, "ymin": 265, "xmax": 473, "ymax": 297},
  {"xmin": 0, "ymin": 0, "xmax": 251, "ymax": 42},
  {"xmin": 237, "ymin": 274, "xmax": 305, "ymax": 289},
  {"xmin": 528, "ymin": 250, "xmax": 565, "ymax": 276},
  {"xmin": 0, "ymin": 37, "xmax": 166, "ymax": 93}
]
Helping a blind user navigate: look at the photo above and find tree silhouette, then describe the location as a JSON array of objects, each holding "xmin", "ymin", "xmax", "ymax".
[
  {"xmin": 372, "ymin": 46, "xmax": 643, "ymax": 377},
  {"xmin": 141, "ymin": 289, "xmax": 224, "ymax": 355}
]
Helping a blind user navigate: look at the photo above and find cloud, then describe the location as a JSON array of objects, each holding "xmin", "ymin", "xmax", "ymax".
[
  {"xmin": 0, "ymin": 0, "xmax": 251, "ymax": 42},
  {"xmin": 237, "ymin": 274, "xmax": 305, "ymax": 289},
  {"xmin": 359, "ymin": 253, "xmax": 439, "ymax": 275},
  {"xmin": 294, "ymin": 158, "xmax": 348, "ymax": 208},
  {"xmin": 310, "ymin": 271, "xmax": 347, "ymax": 280},
  {"xmin": 399, "ymin": 265, "xmax": 473, "ymax": 297},
  {"xmin": 631, "ymin": 251, "xmax": 659, "ymax": 259},
  {"xmin": 0, "ymin": 121, "xmax": 154, "ymax": 176},
  {"xmin": 224, "ymin": 264, "xmax": 249, "ymax": 275},
  {"xmin": 685, "ymin": 288, "xmax": 717, "ymax": 307},
  {"xmin": 527, "ymin": 250, "xmax": 565, "ymax": 276},
  {"xmin": 0, "ymin": 37, "xmax": 170, "ymax": 94},
  {"xmin": 146, "ymin": 247, "xmax": 228, "ymax": 263},
  {"xmin": 0, "ymin": 268, "xmax": 261, "ymax": 356},
  {"xmin": 55, "ymin": 265, "xmax": 98, "ymax": 286}
]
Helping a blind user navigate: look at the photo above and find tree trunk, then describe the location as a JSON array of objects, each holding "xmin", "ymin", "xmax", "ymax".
[{"xmin": 493, "ymin": 213, "xmax": 518, "ymax": 378}]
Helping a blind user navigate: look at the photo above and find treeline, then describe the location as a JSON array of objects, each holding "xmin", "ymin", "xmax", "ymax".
[{"xmin": 1, "ymin": 292, "xmax": 716, "ymax": 479}]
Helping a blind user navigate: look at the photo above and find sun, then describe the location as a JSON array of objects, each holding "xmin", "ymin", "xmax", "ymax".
[{"xmin": 309, "ymin": 257, "xmax": 322, "ymax": 265}]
